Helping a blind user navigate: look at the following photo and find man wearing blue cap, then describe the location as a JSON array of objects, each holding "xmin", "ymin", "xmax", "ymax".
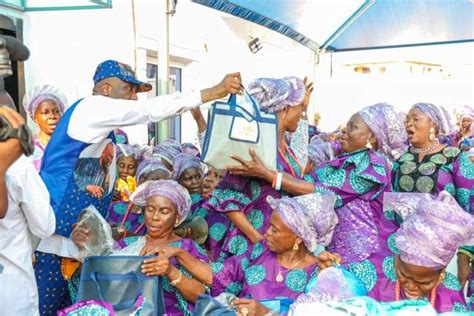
[{"xmin": 34, "ymin": 59, "xmax": 242, "ymax": 315}]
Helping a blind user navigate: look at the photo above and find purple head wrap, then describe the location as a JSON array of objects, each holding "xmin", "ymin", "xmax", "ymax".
[
  {"xmin": 267, "ymin": 193, "xmax": 338, "ymax": 252},
  {"xmin": 248, "ymin": 76, "xmax": 305, "ymax": 114},
  {"xmin": 308, "ymin": 137, "xmax": 335, "ymax": 168},
  {"xmin": 458, "ymin": 105, "xmax": 474, "ymax": 121},
  {"xmin": 384, "ymin": 191, "xmax": 474, "ymax": 269},
  {"xmin": 358, "ymin": 103, "xmax": 408, "ymax": 162},
  {"xmin": 172, "ymin": 153, "xmax": 203, "ymax": 181},
  {"xmin": 152, "ymin": 139, "xmax": 182, "ymax": 166},
  {"xmin": 135, "ymin": 158, "xmax": 171, "ymax": 182},
  {"xmin": 411, "ymin": 103, "xmax": 455, "ymax": 136},
  {"xmin": 116, "ymin": 144, "xmax": 142, "ymax": 160},
  {"xmin": 22, "ymin": 85, "xmax": 68, "ymax": 119},
  {"xmin": 130, "ymin": 180, "xmax": 191, "ymax": 226},
  {"xmin": 181, "ymin": 143, "xmax": 201, "ymax": 158}
]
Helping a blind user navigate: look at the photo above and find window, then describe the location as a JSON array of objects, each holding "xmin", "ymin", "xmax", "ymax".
[{"xmin": 146, "ymin": 64, "xmax": 182, "ymax": 144}]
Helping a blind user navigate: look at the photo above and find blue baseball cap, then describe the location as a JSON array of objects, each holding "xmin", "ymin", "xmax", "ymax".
[{"xmin": 93, "ymin": 60, "xmax": 152, "ymax": 93}]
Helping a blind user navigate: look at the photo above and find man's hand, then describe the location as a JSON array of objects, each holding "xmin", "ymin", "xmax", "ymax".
[
  {"xmin": 71, "ymin": 225, "xmax": 91, "ymax": 250},
  {"xmin": 0, "ymin": 107, "xmax": 25, "ymax": 175},
  {"xmin": 201, "ymin": 73, "xmax": 243, "ymax": 103}
]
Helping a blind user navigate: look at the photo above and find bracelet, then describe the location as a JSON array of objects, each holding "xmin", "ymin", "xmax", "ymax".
[
  {"xmin": 275, "ymin": 173, "xmax": 283, "ymax": 191},
  {"xmin": 169, "ymin": 269, "xmax": 182, "ymax": 287},
  {"xmin": 271, "ymin": 171, "xmax": 278, "ymax": 189}
]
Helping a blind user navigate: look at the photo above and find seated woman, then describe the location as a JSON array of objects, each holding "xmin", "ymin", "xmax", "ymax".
[
  {"xmin": 172, "ymin": 153, "xmax": 209, "ymax": 245},
  {"xmin": 113, "ymin": 144, "xmax": 142, "ymax": 202},
  {"xmin": 22, "ymin": 85, "xmax": 68, "ymax": 171},
  {"xmin": 147, "ymin": 192, "xmax": 339, "ymax": 315},
  {"xmin": 203, "ymin": 76, "xmax": 313, "ymax": 262},
  {"xmin": 116, "ymin": 180, "xmax": 209, "ymax": 315},
  {"xmin": 172, "ymin": 153, "xmax": 205, "ymax": 216},
  {"xmin": 108, "ymin": 157, "xmax": 171, "ymax": 241},
  {"xmin": 227, "ymin": 104, "xmax": 406, "ymax": 295},
  {"xmin": 373, "ymin": 191, "xmax": 472, "ymax": 313}
]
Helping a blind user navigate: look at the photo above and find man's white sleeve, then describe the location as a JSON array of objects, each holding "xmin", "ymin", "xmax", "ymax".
[{"xmin": 68, "ymin": 91, "xmax": 203, "ymax": 143}]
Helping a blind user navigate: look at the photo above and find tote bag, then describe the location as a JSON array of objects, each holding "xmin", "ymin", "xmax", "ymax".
[
  {"xmin": 202, "ymin": 91, "xmax": 278, "ymax": 170},
  {"xmin": 76, "ymin": 255, "xmax": 166, "ymax": 316}
]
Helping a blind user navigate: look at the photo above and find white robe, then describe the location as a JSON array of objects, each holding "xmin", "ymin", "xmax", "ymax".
[{"xmin": 0, "ymin": 156, "xmax": 56, "ymax": 316}]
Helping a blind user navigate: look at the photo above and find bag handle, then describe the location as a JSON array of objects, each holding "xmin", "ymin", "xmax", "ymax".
[
  {"xmin": 90, "ymin": 271, "xmax": 143, "ymax": 311},
  {"xmin": 227, "ymin": 86, "xmax": 263, "ymax": 120}
]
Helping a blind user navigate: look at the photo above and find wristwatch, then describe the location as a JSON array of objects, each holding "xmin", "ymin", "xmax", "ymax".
[{"xmin": 0, "ymin": 116, "xmax": 35, "ymax": 156}]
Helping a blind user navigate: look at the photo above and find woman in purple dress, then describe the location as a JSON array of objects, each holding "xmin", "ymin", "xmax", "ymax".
[
  {"xmin": 108, "ymin": 158, "xmax": 171, "ymax": 241},
  {"xmin": 204, "ymin": 76, "xmax": 312, "ymax": 262},
  {"xmin": 149, "ymin": 193, "xmax": 339, "ymax": 315},
  {"xmin": 374, "ymin": 191, "xmax": 472, "ymax": 313},
  {"xmin": 227, "ymin": 103, "xmax": 407, "ymax": 295},
  {"xmin": 171, "ymin": 153, "xmax": 209, "ymax": 245},
  {"xmin": 116, "ymin": 180, "xmax": 209, "ymax": 316},
  {"xmin": 172, "ymin": 153, "xmax": 205, "ymax": 215},
  {"xmin": 22, "ymin": 85, "xmax": 68, "ymax": 171}
]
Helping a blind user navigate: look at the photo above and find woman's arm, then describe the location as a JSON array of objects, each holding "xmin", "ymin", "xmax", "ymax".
[
  {"xmin": 226, "ymin": 148, "xmax": 315, "ymax": 195},
  {"xmin": 141, "ymin": 245, "xmax": 213, "ymax": 285},
  {"xmin": 227, "ymin": 211, "xmax": 263, "ymax": 244},
  {"xmin": 167, "ymin": 265, "xmax": 206, "ymax": 303},
  {"xmin": 141, "ymin": 256, "xmax": 206, "ymax": 303}
]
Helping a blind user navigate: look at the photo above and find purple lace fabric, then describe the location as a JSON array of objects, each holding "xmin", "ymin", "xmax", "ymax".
[{"xmin": 306, "ymin": 149, "xmax": 398, "ymax": 264}]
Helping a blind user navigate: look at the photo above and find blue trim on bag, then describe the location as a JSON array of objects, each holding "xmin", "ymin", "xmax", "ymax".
[
  {"xmin": 91, "ymin": 271, "xmax": 143, "ymax": 310},
  {"xmin": 202, "ymin": 90, "xmax": 278, "ymax": 161},
  {"xmin": 77, "ymin": 255, "xmax": 165, "ymax": 315}
]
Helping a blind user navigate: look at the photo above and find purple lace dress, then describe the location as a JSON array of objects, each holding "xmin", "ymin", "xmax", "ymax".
[
  {"xmin": 305, "ymin": 149, "xmax": 398, "ymax": 295},
  {"xmin": 211, "ymin": 244, "xmax": 318, "ymax": 301}
]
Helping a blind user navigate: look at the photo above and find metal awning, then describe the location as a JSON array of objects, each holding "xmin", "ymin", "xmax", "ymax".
[{"xmin": 191, "ymin": 0, "xmax": 474, "ymax": 53}]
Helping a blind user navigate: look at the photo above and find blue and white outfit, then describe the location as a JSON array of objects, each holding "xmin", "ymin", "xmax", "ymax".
[{"xmin": 35, "ymin": 91, "xmax": 203, "ymax": 315}]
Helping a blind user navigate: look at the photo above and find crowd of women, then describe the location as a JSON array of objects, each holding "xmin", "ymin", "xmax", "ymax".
[{"xmin": 19, "ymin": 76, "xmax": 474, "ymax": 315}]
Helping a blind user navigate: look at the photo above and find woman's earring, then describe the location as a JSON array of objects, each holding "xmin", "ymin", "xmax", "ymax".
[
  {"xmin": 439, "ymin": 271, "xmax": 446, "ymax": 282},
  {"xmin": 429, "ymin": 127, "xmax": 436, "ymax": 141},
  {"xmin": 175, "ymin": 218, "xmax": 180, "ymax": 226},
  {"xmin": 293, "ymin": 243, "xmax": 299, "ymax": 251},
  {"xmin": 365, "ymin": 141, "xmax": 373, "ymax": 149}
]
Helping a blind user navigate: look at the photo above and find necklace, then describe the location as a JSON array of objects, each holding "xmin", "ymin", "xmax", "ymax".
[
  {"xmin": 276, "ymin": 255, "xmax": 307, "ymax": 283},
  {"xmin": 409, "ymin": 141, "xmax": 440, "ymax": 155},
  {"xmin": 395, "ymin": 280, "xmax": 437, "ymax": 306},
  {"xmin": 277, "ymin": 143, "xmax": 303, "ymax": 177}
]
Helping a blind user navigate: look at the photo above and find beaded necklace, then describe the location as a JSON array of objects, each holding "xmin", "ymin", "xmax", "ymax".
[
  {"xmin": 395, "ymin": 280, "xmax": 437, "ymax": 306},
  {"xmin": 119, "ymin": 203, "xmax": 145, "ymax": 237},
  {"xmin": 278, "ymin": 143, "xmax": 303, "ymax": 177}
]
